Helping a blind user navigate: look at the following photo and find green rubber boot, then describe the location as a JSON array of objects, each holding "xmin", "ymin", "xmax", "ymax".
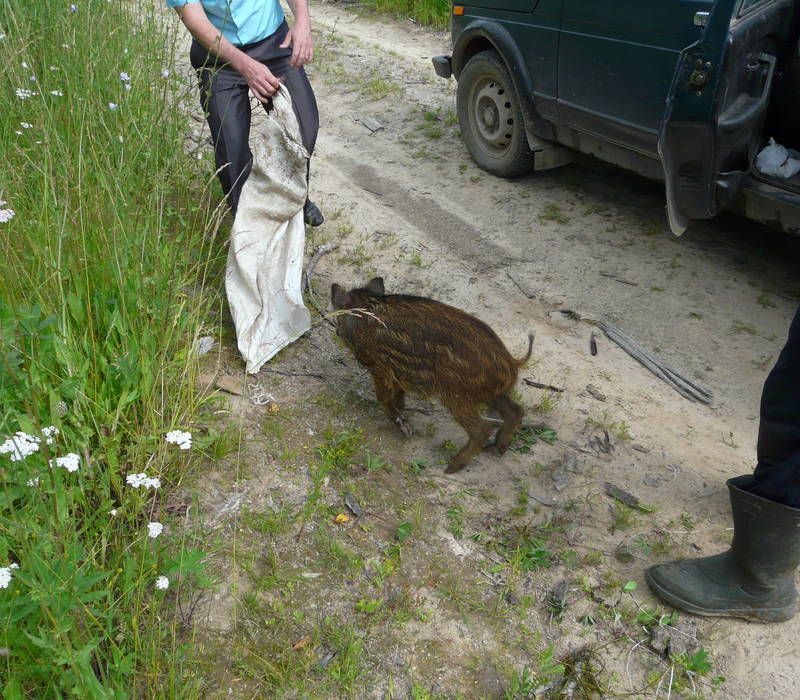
[{"xmin": 645, "ymin": 475, "xmax": 800, "ymax": 623}]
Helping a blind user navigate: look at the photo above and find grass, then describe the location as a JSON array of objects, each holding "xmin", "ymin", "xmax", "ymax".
[
  {"xmin": 357, "ymin": 0, "xmax": 451, "ymax": 28},
  {"xmin": 0, "ymin": 0, "xmax": 221, "ymax": 694}
]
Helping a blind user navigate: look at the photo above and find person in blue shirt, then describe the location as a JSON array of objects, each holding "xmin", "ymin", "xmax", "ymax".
[{"xmin": 167, "ymin": 0, "xmax": 324, "ymax": 225}]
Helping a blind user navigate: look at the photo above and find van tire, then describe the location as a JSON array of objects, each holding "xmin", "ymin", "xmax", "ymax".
[{"xmin": 457, "ymin": 50, "xmax": 535, "ymax": 178}]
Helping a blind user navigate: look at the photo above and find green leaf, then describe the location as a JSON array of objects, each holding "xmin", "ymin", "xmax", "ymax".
[
  {"xmin": 395, "ymin": 521, "xmax": 412, "ymax": 543},
  {"xmin": 623, "ymin": 580, "xmax": 638, "ymax": 591}
]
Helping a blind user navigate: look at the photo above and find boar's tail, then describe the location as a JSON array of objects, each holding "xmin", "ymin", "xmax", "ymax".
[{"xmin": 514, "ymin": 331, "xmax": 535, "ymax": 367}]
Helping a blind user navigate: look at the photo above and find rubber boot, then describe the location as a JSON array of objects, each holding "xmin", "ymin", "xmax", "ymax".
[{"xmin": 645, "ymin": 475, "xmax": 800, "ymax": 623}]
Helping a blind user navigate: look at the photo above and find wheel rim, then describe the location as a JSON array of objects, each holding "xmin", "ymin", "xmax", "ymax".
[{"xmin": 472, "ymin": 76, "xmax": 515, "ymax": 154}]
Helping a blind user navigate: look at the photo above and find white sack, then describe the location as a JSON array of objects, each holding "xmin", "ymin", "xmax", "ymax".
[
  {"xmin": 225, "ymin": 88, "xmax": 311, "ymax": 374},
  {"xmin": 755, "ymin": 137, "xmax": 800, "ymax": 179}
]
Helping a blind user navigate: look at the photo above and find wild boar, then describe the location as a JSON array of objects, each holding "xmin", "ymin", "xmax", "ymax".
[{"xmin": 331, "ymin": 277, "xmax": 533, "ymax": 473}]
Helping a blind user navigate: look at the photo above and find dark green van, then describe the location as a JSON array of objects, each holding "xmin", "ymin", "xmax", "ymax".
[{"xmin": 433, "ymin": 0, "xmax": 800, "ymax": 235}]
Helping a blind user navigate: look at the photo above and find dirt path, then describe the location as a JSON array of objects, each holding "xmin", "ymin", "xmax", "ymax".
[{"xmin": 172, "ymin": 3, "xmax": 800, "ymax": 697}]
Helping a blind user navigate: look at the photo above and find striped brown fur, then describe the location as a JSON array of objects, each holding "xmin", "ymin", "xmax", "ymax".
[{"xmin": 331, "ymin": 277, "xmax": 533, "ymax": 473}]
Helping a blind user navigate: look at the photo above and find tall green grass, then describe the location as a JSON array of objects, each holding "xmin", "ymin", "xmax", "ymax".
[
  {"xmin": 0, "ymin": 0, "xmax": 220, "ymax": 694},
  {"xmin": 358, "ymin": 0, "xmax": 451, "ymax": 29}
]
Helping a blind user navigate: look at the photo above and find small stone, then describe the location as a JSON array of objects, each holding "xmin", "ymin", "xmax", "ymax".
[
  {"xmin": 193, "ymin": 336, "xmax": 216, "ymax": 355},
  {"xmin": 344, "ymin": 491, "xmax": 364, "ymax": 517},
  {"xmin": 614, "ymin": 541, "xmax": 636, "ymax": 563},
  {"xmin": 586, "ymin": 384, "xmax": 607, "ymax": 401},
  {"xmin": 216, "ymin": 375, "xmax": 245, "ymax": 396}
]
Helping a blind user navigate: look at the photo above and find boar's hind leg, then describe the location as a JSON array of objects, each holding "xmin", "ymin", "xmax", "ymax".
[
  {"xmin": 491, "ymin": 394, "xmax": 524, "ymax": 455},
  {"xmin": 444, "ymin": 404, "xmax": 495, "ymax": 474},
  {"xmin": 372, "ymin": 372, "xmax": 412, "ymax": 437}
]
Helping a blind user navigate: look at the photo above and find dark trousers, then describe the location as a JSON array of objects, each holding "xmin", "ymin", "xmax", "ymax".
[
  {"xmin": 749, "ymin": 305, "xmax": 800, "ymax": 508},
  {"xmin": 190, "ymin": 20, "xmax": 319, "ymax": 214}
]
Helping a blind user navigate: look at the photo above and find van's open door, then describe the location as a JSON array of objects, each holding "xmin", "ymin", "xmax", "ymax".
[{"xmin": 659, "ymin": 0, "xmax": 794, "ymax": 234}]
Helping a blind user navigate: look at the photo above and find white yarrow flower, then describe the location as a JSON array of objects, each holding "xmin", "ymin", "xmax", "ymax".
[
  {"xmin": 126, "ymin": 472, "xmax": 161, "ymax": 490},
  {"xmin": 51, "ymin": 89, "xmax": 63, "ymax": 97},
  {"xmin": 14, "ymin": 131, "xmax": 22, "ymax": 136},
  {"xmin": 0, "ymin": 432, "xmax": 41, "ymax": 461},
  {"xmin": 51, "ymin": 453, "xmax": 80, "ymax": 472},
  {"xmin": 0, "ymin": 33, "xmax": 6, "ymax": 40},
  {"xmin": 42, "ymin": 425, "xmax": 59, "ymax": 444},
  {"xmin": 119, "ymin": 72, "xmax": 130, "ymax": 82},
  {"xmin": 0, "ymin": 209, "xmax": 16, "ymax": 224},
  {"xmin": 21, "ymin": 61, "xmax": 28, "ymax": 68},
  {"xmin": 20, "ymin": 122, "xmax": 33, "ymax": 129},
  {"xmin": 147, "ymin": 522, "xmax": 163, "ymax": 538},
  {"xmin": 70, "ymin": 4, "xmax": 77, "ymax": 12},
  {"xmin": 161, "ymin": 69, "xmax": 170, "ymax": 79},
  {"xmin": 16, "ymin": 88, "xmax": 36, "ymax": 99},
  {"xmin": 165, "ymin": 430, "xmax": 192, "ymax": 450},
  {"xmin": 155, "ymin": 575, "xmax": 169, "ymax": 590},
  {"xmin": 0, "ymin": 567, "xmax": 15, "ymax": 589},
  {"xmin": 108, "ymin": 102, "xmax": 117, "ymax": 111},
  {"xmin": 124, "ymin": 84, "xmax": 131, "ymax": 92},
  {"xmin": 49, "ymin": 65, "xmax": 59, "ymax": 71},
  {"xmin": 26, "ymin": 477, "xmax": 40, "ymax": 486},
  {"xmin": 109, "ymin": 508, "xmax": 118, "ymax": 516}
]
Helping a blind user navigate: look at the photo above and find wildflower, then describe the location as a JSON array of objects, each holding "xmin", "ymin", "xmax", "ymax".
[
  {"xmin": 110, "ymin": 508, "xmax": 117, "ymax": 516},
  {"xmin": 155, "ymin": 575, "xmax": 169, "ymax": 590},
  {"xmin": 0, "ymin": 565, "xmax": 18, "ymax": 589},
  {"xmin": 29, "ymin": 75, "xmax": 36, "ymax": 83},
  {"xmin": 147, "ymin": 522, "xmax": 163, "ymax": 538},
  {"xmin": 20, "ymin": 122, "xmax": 33, "ymax": 129},
  {"xmin": 118, "ymin": 135, "xmax": 124, "ymax": 143},
  {"xmin": 124, "ymin": 84, "xmax": 131, "ymax": 91},
  {"xmin": 22, "ymin": 61, "xmax": 28, "ymax": 68},
  {"xmin": 126, "ymin": 472, "xmax": 161, "ymax": 490},
  {"xmin": 108, "ymin": 102, "xmax": 117, "ymax": 111},
  {"xmin": 14, "ymin": 131, "xmax": 22, "ymax": 136},
  {"xmin": 26, "ymin": 477, "xmax": 40, "ymax": 486},
  {"xmin": 70, "ymin": 4, "xmax": 77, "ymax": 12},
  {"xmin": 165, "ymin": 430, "xmax": 192, "ymax": 450},
  {"xmin": 161, "ymin": 69, "xmax": 170, "ymax": 79},
  {"xmin": 51, "ymin": 453, "xmax": 80, "ymax": 472},
  {"xmin": 42, "ymin": 425, "xmax": 58, "ymax": 444},
  {"xmin": 333, "ymin": 513, "xmax": 350, "ymax": 525},
  {"xmin": 16, "ymin": 88, "xmax": 36, "ymax": 99},
  {"xmin": 51, "ymin": 89, "xmax": 63, "ymax": 96},
  {"xmin": 49, "ymin": 65, "xmax": 59, "ymax": 71},
  {"xmin": 119, "ymin": 72, "xmax": 130, "ymax": 82},
  {"xmin": 61, "ymin": 44, "xmax": 70, "ymax": 49},
  {"xmin": 55, "ymin": 401, "xmax": 68, "ymax": 417},
  {"xmin": 0, "ymin": 209, "xmax": 15, "ymax": 224},
  {"xmin": 0, "ymin": 33, "xmax": 6, "ymax": 40},
  {"xmin": 0, "ymin": 432, "xmax": 40, "ymax": 461}
]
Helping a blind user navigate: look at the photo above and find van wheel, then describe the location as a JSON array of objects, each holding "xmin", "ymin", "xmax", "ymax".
[{"xmin": 457, "ymin": 50, "xmax": 535, "ymax": 177}]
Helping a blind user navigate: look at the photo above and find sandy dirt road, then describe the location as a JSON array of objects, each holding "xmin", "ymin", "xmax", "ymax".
[{"xmin": 172, "ymin": 2, "xmax": 800, "ymax": 697}]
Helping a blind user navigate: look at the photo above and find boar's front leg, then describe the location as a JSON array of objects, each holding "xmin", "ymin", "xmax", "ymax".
[
  {"xmin": 444, "ymin": 402, "xmax": 495, "ymax": 473},
  {"xmin": 372, "ymin": 372, "xmax": 412, "ymax": 437}
]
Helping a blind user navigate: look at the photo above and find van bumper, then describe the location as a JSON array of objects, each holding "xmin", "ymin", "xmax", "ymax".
[{"xmin": 735, "ymin": 176, "xmax": 800, "ymax": 236}]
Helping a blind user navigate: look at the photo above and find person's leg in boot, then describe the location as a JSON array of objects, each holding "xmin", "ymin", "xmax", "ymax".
[
  {"xmin": 192, "ymin": 43, "xmax": 254, "ymax": 215},
  {"xmin": 646, "ymin": 306, "xmax": 800, "ymax": 622}
]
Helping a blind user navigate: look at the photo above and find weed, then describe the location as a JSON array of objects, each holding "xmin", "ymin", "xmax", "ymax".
[
  {"xmin": 532, "ymin": 390, "xmax": 559, "ymax": 414},
  {"xmin": 447, "ymin": 506, "xmax": 465, "ymax": 539},
  {"xmin": 510, "ymin": 425, "xmax": 558, "ymax": 453},
  {"xmin": 728, "ymin": 319, "xmax": 757, "ymax": 335},
  {"xmin": 586, "ymin": 411, "xmax": 633, "ymax": 441},
  {"xmin": 361, "ymin": 75, "xmax": 401, "ymax": 100},
  {"xmin": 756, "ymin": 292, "xmax": 776, "ymax": 308},
  {"xmin": 609, "ymin": 502, "xmax": 638, "ymax": 532},
  {"xmin": 538, "ymin": 202, "xmax": 570, "ymax": 224},
  {"xmin": 363, "ymin": 452, "xmax": 388, "ymax": 471},
  {"xmin": 408, "ymin": 459, "xmax": 428, "ymax": 476}
]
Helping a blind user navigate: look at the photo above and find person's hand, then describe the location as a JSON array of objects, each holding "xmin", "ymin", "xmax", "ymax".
[
  {"xmin": 238, "ymin": 55, "xmax": 281, "ymax": 101},
  {"xmin": 280, "ymin": 19, "xmax": 313, "ymax": 67}
]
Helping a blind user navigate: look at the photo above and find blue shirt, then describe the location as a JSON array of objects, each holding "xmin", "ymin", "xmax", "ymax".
[{"xmin": 166, "ymin": 0, "xmax": 284, "ymax": 47}]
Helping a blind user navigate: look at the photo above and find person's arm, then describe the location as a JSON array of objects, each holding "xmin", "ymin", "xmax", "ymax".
[
  {"xmin": 173, "ymin": 1, "xmax": 280, "ymax": 101},
  {"xmin": 280, "ymin": 0, "xmax": 313, "ymax": 67}
]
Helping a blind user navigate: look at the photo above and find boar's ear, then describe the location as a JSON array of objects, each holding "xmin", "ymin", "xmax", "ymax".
[
  {"xmin": 365, "ymin": 277, "xmax": 385, "ymax": 296},
  {"xmin": 331, "ymin": 283, "xmax": 348, "ymax": 309}
]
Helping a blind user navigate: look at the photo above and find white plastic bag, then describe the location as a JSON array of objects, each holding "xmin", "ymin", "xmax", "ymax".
[
  {"xmin": 225, "ymin": 88, "xmax": 311, "ymax": 374},
  {"xmin": 755, "ymin": 137, "xmax": 800, "ymax": 179}
]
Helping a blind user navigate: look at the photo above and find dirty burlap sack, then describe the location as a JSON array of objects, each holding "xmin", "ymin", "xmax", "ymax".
[{"xmin": 226, "ymin": 88, "xmax": 311, "ymax": 374}]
